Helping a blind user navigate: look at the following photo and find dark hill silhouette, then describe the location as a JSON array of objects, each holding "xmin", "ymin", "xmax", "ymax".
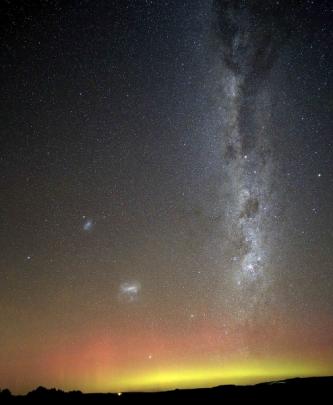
[{"xmin": 1, "ymin": 377, "xmax": 332, "ymax": 404}]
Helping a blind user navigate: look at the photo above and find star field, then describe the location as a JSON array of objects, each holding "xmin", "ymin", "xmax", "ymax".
[{"xmin": 0, "ymin": 0, "xmax": 332, "ymax": 394}]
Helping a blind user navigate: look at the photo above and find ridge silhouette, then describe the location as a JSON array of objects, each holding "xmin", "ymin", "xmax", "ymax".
[{"xmin": 1, "ymin": 376, "xmax": 332, "ymax": 403}]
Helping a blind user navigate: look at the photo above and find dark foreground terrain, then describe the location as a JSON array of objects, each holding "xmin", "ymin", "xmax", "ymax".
[{"xmin": 1, "ymin": 377, "xmax": 332, "ymax": 404}]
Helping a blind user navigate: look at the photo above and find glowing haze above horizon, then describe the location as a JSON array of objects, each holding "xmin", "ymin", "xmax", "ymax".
[{"xmin": 0, "ymin": 0, "xmax": 332, "ymax": 394}]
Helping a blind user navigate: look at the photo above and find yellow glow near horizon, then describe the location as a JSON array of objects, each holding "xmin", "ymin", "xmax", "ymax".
[{"xmin": 77, "ymin": 358, "xmax": 332, "ymax": 393}]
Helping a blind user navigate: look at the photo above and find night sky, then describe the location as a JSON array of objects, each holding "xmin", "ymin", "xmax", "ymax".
[{"xmin": 1, "ymin": 0, "xmax": 333, "ymax": 394}]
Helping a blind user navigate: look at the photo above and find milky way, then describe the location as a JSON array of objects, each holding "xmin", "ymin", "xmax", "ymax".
[
  {"xmin": 212, "ymin": 0, "xmax": 294, "ymax": 319},
  {"xmin": 0, "ymin": 0, "xmax": 332, "ymax": 394}
]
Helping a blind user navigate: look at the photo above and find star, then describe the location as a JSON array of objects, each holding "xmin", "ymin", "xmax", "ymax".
[{"xmin": 0, "ymin": 0, "xmax": 332, "ymax": 394}]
